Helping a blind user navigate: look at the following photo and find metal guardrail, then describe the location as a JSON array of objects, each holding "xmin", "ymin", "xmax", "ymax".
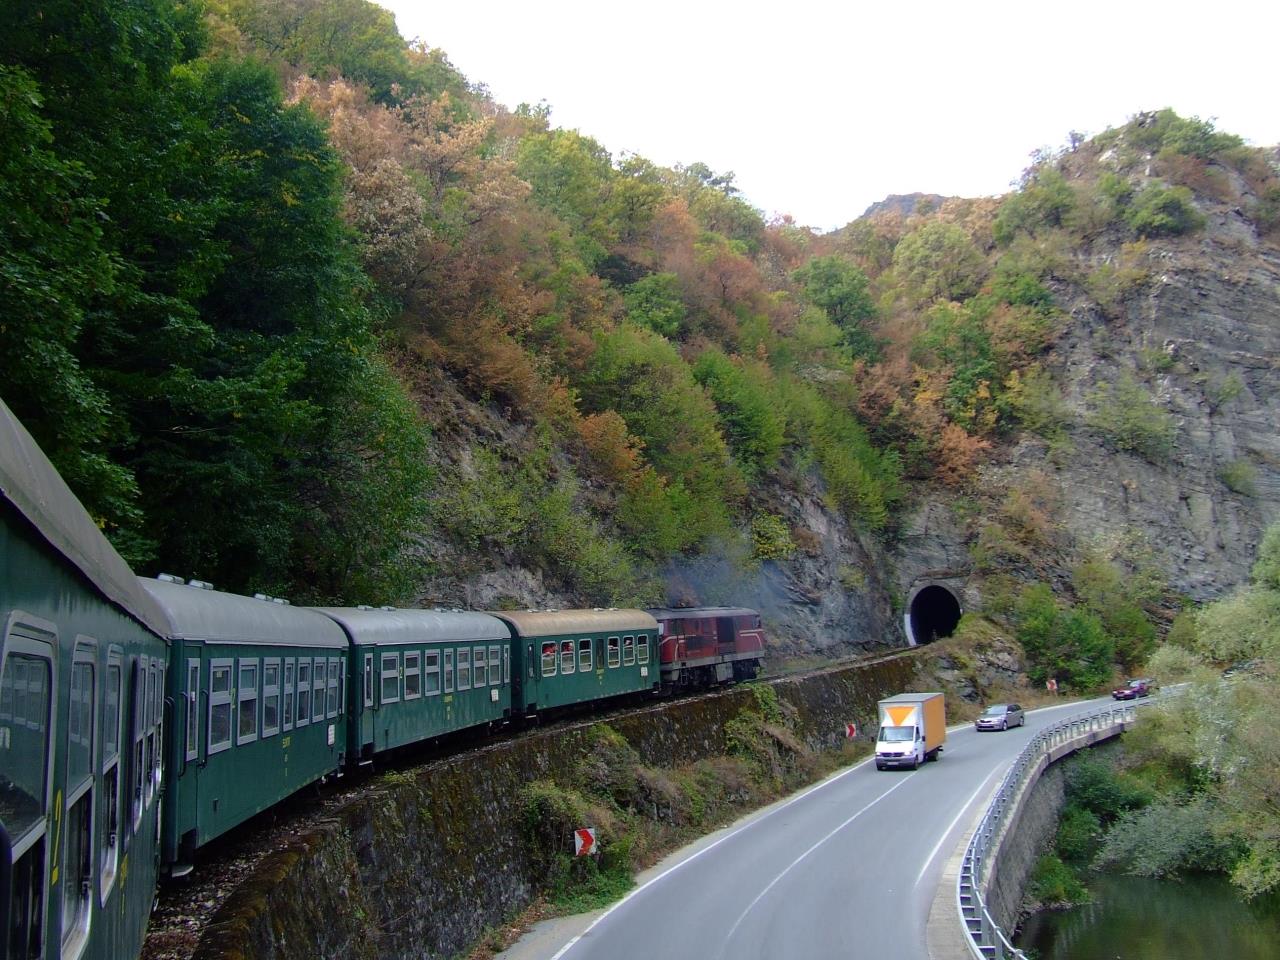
[{"xmin": 956, "ymin": 698, "xmax": 1161, "ymax": 959}]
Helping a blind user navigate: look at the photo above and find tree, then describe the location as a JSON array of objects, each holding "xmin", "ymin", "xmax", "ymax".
[
  {"xmin": 892, "ymin": 222, "xmax": 987, "ymax": 302},
  {"xmin": 623, "ymin": 273, "xmax": 686, "ymax": 338},
  {"xmin": 792, "ymin": 255, "xmax": 880, "ymax": 359}
]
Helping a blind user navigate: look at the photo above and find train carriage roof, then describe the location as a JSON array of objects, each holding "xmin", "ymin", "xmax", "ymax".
[
  {"xmin": 313, "ymin": 607, "xmax": 511, "ymax": 646},
  {"xmin": 490, "ymin": 609, "xmax": 657, "ymax": 639},
  {"xmin": 139, "ymin": 577, "xmax": 347, "ymax": 648},
  {"xmin": 0, "ymin": 398, "xmax": 170, "ymax": 636},
  {"xmin": 645, "ymin": 607, "xmax": 762, "ymax": 620}
]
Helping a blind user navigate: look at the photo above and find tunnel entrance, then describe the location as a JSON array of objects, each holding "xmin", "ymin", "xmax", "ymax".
[{"xmin": 906, "ymin": 584, "xmax": 961, "ymax": 645}]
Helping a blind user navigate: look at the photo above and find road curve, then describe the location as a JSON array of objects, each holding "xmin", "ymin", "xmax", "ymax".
[{"xmin": 501, "ymin": 699, "xmax": 1100, "ymax": 960}]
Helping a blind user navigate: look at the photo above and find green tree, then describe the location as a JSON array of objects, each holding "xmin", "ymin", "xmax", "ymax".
[
  {"xmin": 892, "ymin": 222, "xmax": 987, "ymax": 302},
  {"xmin": 792, "ymin": 255, "xmax": 881, "ymax": 359},
  {"xmin": 691, "ymin": 348, "xmax": 786, "ymax": 477},
  {"xmin": 624, "ymin": 273, "xmax": 686, "ymax": 338},
  {"xmin": 1015, "ymin": 583, "xmax": 1115, "ymax": 688}
]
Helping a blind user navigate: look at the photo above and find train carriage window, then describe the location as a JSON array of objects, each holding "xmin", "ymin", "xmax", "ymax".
[
  {"xmin": 208, "ymin": 659, "xmax": 233, "ymax": 755},
  {"xmin": 541, "ymin": 642, "xmax": 557, "ymax": 678},
  {"xmin": 404, "ymin": 652, "xmax": 422, "ymax": 699},
  {"xmin": 473, "ymin": 647, "xmax": 487, "ymax": 686},
  {"xmin": 327, "ymin": 657, "xmax": 340, "ymax": 718},
  {"xmin": 607, "ymin": 637, "xmax": 621, "ymax": 668},
  {"xmin": 503, "ymin": 646, "xmax": 510, "ymax": 685},
  {"xmin": 558, "ymin": 640, "xmax": 574, "ymax": 675},
  {"xmin": 456, "ymin": 648, "xmax": 471, "ymax": 690},
  {"xmin": 623, "ymin": 635, "xmax": 636, "ymax": 666},
  {"xmin": 237, "ymin": 660, "xmax": 259, "ymax": 746},
  {"xmin": 380, "ymin": 652, "xmax": 400, "ymax": 704},
  {"xmin": 489, "ymin": 646, "xmax": 502, "ymax": 685},
  {"xmin": 184, "ymin": 659, "xmax": 199, "ymax": 761},
  {"xmin": 283, "ymin": 659, "xmax": 295, "ymax": 731},
  {"xmin": 638, "ymin": 636, "xmax": 650, "ymax": 665},
  {"xmin": 298, "ymin": 658, "xmax": 313, "ymax": 727},
  {"xmin": 339, "ymin": 660, "xmax": 347, "ymax": 716},
  {"xmin": 444, "ymin": 649, "xmax": 455, "ymax": 693},
  {"xmin": 424, "ymin": 651, "xmax": 441, "ymax": 695},
  {"xmin": 63, "ymin": 646, "xmax": 97, "ymax": 955},
  {"xmin": 101, "ymin": 649, "xmax": 124, "ymax": 901},
  {"xmin": 151, "ymin": 661, "xmax": 164, "ymax": 798},
  {"xmin": 312, "ymin": 658, "xmax": 326, "ymax": 723},
  {"xmin": 362, "ymin": 653, "xmax": 373, "ymax": 708},
  {"xmin": 262, "ymin": 659, "xmax": 280, "ymax": 737},
  {"xmin": 1, "ymin": 641, "xmax": 54, "ymax": 960},
  {"xmin": 577, "ymin": 639, "xmax": 593, "ymax": 673},
  {"xmin": 143, "ymin": 659, "xmax": 156, "ymax": 806},
  {"xmin": 131, "ymin": 658, "xmax": 148, "ymax": 825}
]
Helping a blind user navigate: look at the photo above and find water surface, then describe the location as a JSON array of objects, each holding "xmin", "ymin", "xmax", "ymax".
[{"xmin": 1016, "ymin": 873, "xmax": 1280, "ymax": 960}]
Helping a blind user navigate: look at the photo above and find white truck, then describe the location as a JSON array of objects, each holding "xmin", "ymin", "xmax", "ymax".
[{"xmin": 874, "ymin": 692, "xmax": 946, "ymax": 770}]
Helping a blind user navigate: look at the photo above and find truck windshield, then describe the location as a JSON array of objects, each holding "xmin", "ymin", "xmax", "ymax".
[{"xmin": 879, "ymin": 726, "xmax": 914, "ymax": 742}]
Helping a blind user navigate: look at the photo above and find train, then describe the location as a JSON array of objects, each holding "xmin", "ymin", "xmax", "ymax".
[{"xmin": 0, "ymin": 398, "xmax": 765, "ymax": 960}]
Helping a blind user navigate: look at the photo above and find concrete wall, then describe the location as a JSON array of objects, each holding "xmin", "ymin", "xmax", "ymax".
[{"xmin": 190, "ymin": 652, "xmax": 923, "ymax": 960}]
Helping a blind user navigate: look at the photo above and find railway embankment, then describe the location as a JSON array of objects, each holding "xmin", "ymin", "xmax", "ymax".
[{"xmin": 187, "ymin": 651, "xmax": 923, "ymax": 960}]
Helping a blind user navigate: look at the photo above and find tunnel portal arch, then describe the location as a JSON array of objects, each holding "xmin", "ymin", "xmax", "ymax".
[{"xmin": 905, "ymin": 584, "xmax": 962, "ymax": 645}]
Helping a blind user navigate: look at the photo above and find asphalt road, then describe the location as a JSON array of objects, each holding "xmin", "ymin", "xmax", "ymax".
[{"xmin": 503, "ymin": 698, "xmax": 1102, "ymax": 960}]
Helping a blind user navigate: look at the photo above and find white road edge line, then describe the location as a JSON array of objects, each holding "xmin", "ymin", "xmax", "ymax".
[
  {"xmin": 718, "ymin": 775, "xmax": 913, "ymax": 951},
  {"xmin": 913, "ymin": 764, "xmax": 1005, "ymax": 890},
  {"xmin": 548, "ymin": 751, "xmax": 883, "ymax": 959}
]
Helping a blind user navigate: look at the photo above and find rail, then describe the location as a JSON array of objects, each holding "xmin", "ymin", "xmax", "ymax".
[{"xmin": 956, "ymin": 697, "xmax": 1162, "ymax": 959}]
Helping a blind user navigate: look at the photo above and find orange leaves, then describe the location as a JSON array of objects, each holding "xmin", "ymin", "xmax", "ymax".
[
  {"xmin": 934, "ymin": 423, "xmax": 990, "ymax": 486},
  {"xmin": 577, "ymin": 411, "xmax": 644, "ymax": 485}
]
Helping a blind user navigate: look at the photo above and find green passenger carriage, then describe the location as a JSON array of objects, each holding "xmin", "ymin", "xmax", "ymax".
[
  {"xmin": 140, "ymin": 578, "xmax": 350, "ymax": 870},
  {"xmin": 314, "ymin": 608, "xmax": 512, "ymax": 761},
  {"xmin": 1, "ymin": 400, "xmax": 170, "ymax": 960},
  {"xmin": 493, "ymin": 609, "xmax": 660, "ymax": 714}
]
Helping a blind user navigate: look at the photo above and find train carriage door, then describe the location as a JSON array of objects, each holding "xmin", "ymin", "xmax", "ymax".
[
  {"xmin": 1, "ymin": 625, "xmax": 56, "ymax": 960},
  {"xmin": 360, "ymin": 652, "xmax": 374, "ymax": 761}
]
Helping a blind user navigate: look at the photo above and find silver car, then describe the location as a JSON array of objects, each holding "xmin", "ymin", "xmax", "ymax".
[{"xmin": 975, "ymin": 703, "xmax": 1025, "ymax": 731}]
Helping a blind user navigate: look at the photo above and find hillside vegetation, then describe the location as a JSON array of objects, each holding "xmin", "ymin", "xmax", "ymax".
[{"xmin": 3, "ymin": 1, "xmax": 1277, "ymax": 686}]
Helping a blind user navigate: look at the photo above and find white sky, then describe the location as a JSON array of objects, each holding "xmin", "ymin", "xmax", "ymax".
[{"xmin": 384, "ymin": 0, "xmax": 1280, "ymax": 232}]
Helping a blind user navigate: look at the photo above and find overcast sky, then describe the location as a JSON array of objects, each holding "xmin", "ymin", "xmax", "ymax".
[{"xmin": 383, "ymin": 0, "xmax": 1279, "ymax": 232}]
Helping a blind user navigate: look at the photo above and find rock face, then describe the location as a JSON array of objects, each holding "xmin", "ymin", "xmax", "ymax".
[
  {"xmin": 891, "ymin": 167, "xmax": 1280, "ymax": 611},
  {"xmin": 1044, "ymin": 238, "xmax": 1280, "ymax": 600}
]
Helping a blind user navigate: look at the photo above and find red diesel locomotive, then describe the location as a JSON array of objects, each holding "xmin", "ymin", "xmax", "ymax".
[{"xmin": 646, "ymin": 607, "xmax": 766, "ymax": 688}]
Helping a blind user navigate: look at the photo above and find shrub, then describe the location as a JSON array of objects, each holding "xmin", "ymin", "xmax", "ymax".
[
  {"xmin": 1123, "ymin": 184, "xmax": 1205, "ymax": 238},
  {"xmin": 993, "ymin": 167, "xmax": 1076, "ymax": 244},
  {"xmin": 1065, "ymin": 755, "xmax": 1152, "ymax": 822},
  {"xmin": 1145, "ymin": 643, "xmax": 1206, "ymax": 682},
  {"xmin": 1028, "ymin": 854, "xmax": 1088, "ymax": 905},
  {"xmin": 750, "ymin": 514, "xmax": 795, "ymax": 561},
  {"xmin": 1057, "ymin": 805, "xmax": 1103, "ymax": 865},
  {"xmin": 1218, "ymin": 459, "xmax": 1257, "ymax": 496},
  {"xmin": 1087, "ymin": 373, "xmax": 1176, "ymax": 460},
  {"xmin": 1004, "ymin": 364, "xmax": 1069, "ymax": 439},
  {"xmin": 1094, "ymin": 796, "xmax": 1240, "ymax": 878}
]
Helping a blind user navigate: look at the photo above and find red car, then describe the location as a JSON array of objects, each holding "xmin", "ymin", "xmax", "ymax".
[
  {"xmin": 1112, "ymin": 678, "xmax": 1154, "ymax": 700},
  {"xmin": 647, "ymin": 607, "xmax": 765, "ymax": 689}
]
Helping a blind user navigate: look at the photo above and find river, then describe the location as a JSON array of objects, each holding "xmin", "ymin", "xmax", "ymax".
[{"xmin": 1016, "ymin": 873, "xmax": 1280, "ymax": 959}]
